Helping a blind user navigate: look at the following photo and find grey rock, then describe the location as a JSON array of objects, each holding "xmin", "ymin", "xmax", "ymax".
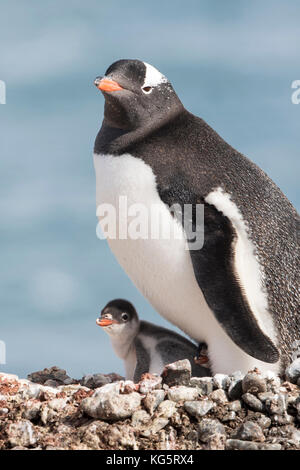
[
  {"xmin": 209, "ymin": 389, "xmax": 228, "ymax": 404},
  {"xmin": 233, "ymin": 421, "xmax": 265, "ymax": 442},
  {"xmin": 271, "ymin": 413, "xmax": 294, "ymax": 425},
  {"xmin": 213, "ymin": 374, "xmax": 230, "ymax": 390},
  {"xmin": 140, "ymin": 417, "xmax": 169, "ymax": 437},
  {"xmin": 242, "ymin": 393, "xmax": 263, "ymax": 411},
  {"xmin": 227, "ymin": 400, "xmax": 242, "ymax": 412},
  {"xmin": 47, "ymin": 398, "xmax": 67, "ymax": 411},
  {"xmin": 167, "ymin": 386, "xmax": 199, "ymax": 402},
  {"xmin": 254, "ymin": 413, "xmax": 272, "ymax": 429},
  {"xmin": 262, "ymin": 371, "xmax": 281, "ymax": 392},
  {"xmin": 222, "ymin": 411, "xmax": 236, "ymax": 422},
  {"xmin": 20, "ymin": 383, "xmax": 42, "ymax": 400},
  {"xmin": 139, "ymin": 374, "xmax": 162, "ymax": 394},
  {"xmin": 162, "ymin": 360, "xmax": 191, "ymax": 387},
  {"xmin": 290, "ymin": 429, "xmax": 300, "ymax": 445},
  {"xmin": 81, "ymin": 374, "xmax": 111, "ymax": 389},
  {"xmin": 206, "ymin": 433, "xmax": 226, "ymax": 450},
  {"xmin": 226, "ymin": 439, "xmax": 258, "ymax": 450},
  {"xmin": 258, "ymin": 443, "xmax": 282, "ymax": 450},
  {"xmin": 7, "ymin": 420, "xmax": 37, "ymax": 447},
  {"xmin": 228, "ymin": 371, "xmax": 244, "ymax": 400},
  {"xmin": 189, "ymin": 377, "xmax": 214, "ymax": 395},
  {"xmin": 156, "ymin": 400, "xmax": 177, "ymax": 419},
  {"xmin": 27, "ymin": 366, "xmax": 74, "ymax": 386},
  {"xmin": 242, "ymin": 371, "xmax": 267, "ymax": 395},
  {"xmin": 142, "ymin": 389, "xmax": 165, "ymax": 415},
  {"xmin": 44, "ymin": 379, "xmax": 60, "ymax": 387},
  {"xmin": 81, "ymin": 386, "xmax": 142, "ymax": 421},
  {"xmin": 197, "ymin": 418, "xmax": 226, "ymax": 443},
  {"xmin": 265, "ymin": 393, "xmax": 286, "ymax": 415},
  {"xmin": 285, "ymin": 358, "xmax": 300, "ymax": 384},
  {"xmin": 131, "ymin": 409, "xmax": 151, "ymax": 427},
  {"xmin": 258, "ymin": 391, "xmax": 276, "ymax": 402},
  {"xmin": 40, "ymin": 405, "xmax": 60, "ymax": 425},
  {"xmin": 22, "ymin": 401, "xmax": 41, "ymax": 421},
  {"xmin": 184, "ymin": 400, "xmax": 215, "ymax": 418}
]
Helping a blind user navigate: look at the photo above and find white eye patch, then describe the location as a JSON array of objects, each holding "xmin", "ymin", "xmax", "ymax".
[{"xmin": 142, "ymin": 62, "xmax": 168, "ymax": 91}]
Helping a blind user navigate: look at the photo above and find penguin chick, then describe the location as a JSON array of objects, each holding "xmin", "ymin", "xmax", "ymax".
[{"xmin": 97, "ymin": 299, "xmax": 211, "ymax": 382}]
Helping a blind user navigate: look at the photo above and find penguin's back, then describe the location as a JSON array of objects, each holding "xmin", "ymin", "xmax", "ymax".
[
  {"xmin": 133, "ymin": 320, "xmax": 210, "ymax": 381},
  {"xmin": 125, "ymin": 112, "xmax": 299, "ymax": 367}
]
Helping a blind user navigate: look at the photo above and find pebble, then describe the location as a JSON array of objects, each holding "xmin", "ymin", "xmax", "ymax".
[
  {"xmin": 227, "ymin": 400, "xmax": 242, "ymax": 412},
  {"xmin": 253, "ymin": 413, "xmax": 271, "ymax": 429},
  {"xmin": 258, "ymin": 443, "xmax": 282, "ymax": 450},
  {"xmin": 189, "ymin": 377, "xmax": 214, "ymax": 395},
  {"xmin": 226, "ymin": 439, "xmax": 258, "ymax": 450},
  {"xmin": 7, "ymin": 420, "xmax": 37, "ymax": 447},
  {"xmin": 140, "ymin": 417, "xmax": 169, "ymax": 437},
  {"xmin": 27, "ymin": 366, "xmax": 75, "ymax": 386},
  {"xmin": 142, "ymin": 389, "xmax": 165, "ymax": 415},
  {"xmin": 242, "ymin": 371, "xmax": 267, "ymax": 395},
  {"xmin": 258, "ymin": 391, "xmax": 275, "ymax": 402},
  {"xmin": 222, "ymin": 411, "xmax": 236, "ymax": 422},
  {"xmin": 285, "ymin": 358, "xmax": 300, "ymax": 384},
  {"xmin": 139, "ymin": 374, "xmax": 162, "ymax": 394},
  {"xmin": 233, "ymin": 421, "xmax": 265, "ymax": 442},
  {"xmin": 19, "ymin": 382, "xmax": 42, "ymax": 400},
  {"xmin": 184, "ymin": 400, "xmax": 215, "ymax": 418},
  {"xmin": 92, "ymin": 381, "xmax": 120, "ymax": 396},
  {"xmin": 47, "ymin": 398, "xmax": 67, "ymax": 411},
  {"xmin": 80, "ymin": 374, "xmax": 111, "ymax": 389},
  {"xmin": 213, "ymin": 374, "xmax": 230, "ymax": 390},
  {"xmin": 228, "ymin": 371, "xmax": 244, "ymax": 400},
  {"xmin": 209, "ymin": 389, "xmax": 228, "ymax": 404},
  {"xmin": 167, "ymin": 386, "xmax": 199, "ymax": 402},
  {"xmin": 162, "ymin": 359, "xmax": 191, "ymax": 387},
  {"xmin": 156, "ymin": 400, "xmax": 177, "ymax": 419},
  {"xmin": 265, "ymin": 393, "xmax": 286, "ymax": 416},
  {"xmin": 131, "ymin": 409, "xmax": 151, "ymax": 427},
  {"xmin": 242, "ymin": 393, "xmax": 263, "ymax": 411},
  {"xmin": 226, "ymin": 439, "xmax": 281, "ymax": 450},
  {"xmin": 197, "ymin": 418, "xmax": 226, "ymax": 443},
  {"xmin": 22, "ymin": 401, "xmax": 41, "ymax": 421},
  {"xmin": 81, "ymin": 386, "xmax": 142, "ymax": 421},
  {"xmin": 262, "ymin": 371, "xmax": 281, "ymax": 392}
]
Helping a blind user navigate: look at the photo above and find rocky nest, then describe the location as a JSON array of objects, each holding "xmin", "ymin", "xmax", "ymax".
[{"xmin": 0, "ymin": 360, "xmax": 300, "ymax": 450}]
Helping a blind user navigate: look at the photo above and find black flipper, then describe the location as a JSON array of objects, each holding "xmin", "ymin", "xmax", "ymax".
[{"xmin": 188, "ymin": 202, "xmax": 279, "ymax": 364}]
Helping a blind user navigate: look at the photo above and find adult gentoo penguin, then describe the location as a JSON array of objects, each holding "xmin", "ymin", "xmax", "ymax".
[
  {"xmin": 93, "ymin": 59, "xmax": 299, "ymax": 375},
  {"xmin": 97, "ymin": 299, "xmax": 210, "ymax": 382}
]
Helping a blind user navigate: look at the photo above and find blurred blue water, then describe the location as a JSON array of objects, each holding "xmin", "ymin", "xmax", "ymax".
[{"xmin": 0, "ymin": 0, "xmax": 299, "ymax": 378}]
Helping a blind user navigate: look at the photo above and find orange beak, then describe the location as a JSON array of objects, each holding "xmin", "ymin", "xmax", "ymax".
[
  {"xmin": 96, "ymin": 317, "xmax": 117, "ymax": 327},
  {"xmin": 95, "ymin": 77, "xmax": 123, "ymax": 92}
]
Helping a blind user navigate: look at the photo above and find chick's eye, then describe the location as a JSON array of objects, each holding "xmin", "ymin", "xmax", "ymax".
[
  {"xmin": 122, "ymin": 313, "xmax": 129, "ymax": 321},
  {"xmin": 142, "ymin": 86, "xmax": 152, "ymax": 94}
]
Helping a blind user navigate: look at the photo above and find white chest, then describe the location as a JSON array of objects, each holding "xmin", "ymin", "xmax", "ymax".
[{"xmin": 94, "ymin": 152, "xmax": 212, "ymax": 337}]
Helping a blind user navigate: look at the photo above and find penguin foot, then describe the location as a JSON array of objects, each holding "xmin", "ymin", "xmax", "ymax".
[{"xmin": 194, "ymin": 342, "xmax": 210, "ymax": 368}]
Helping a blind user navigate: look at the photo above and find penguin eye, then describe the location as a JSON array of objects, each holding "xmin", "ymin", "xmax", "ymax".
[
  {"xmin": 121, "ymin": 313, "xmax": 129, "ymax": 322},
  {"xmin": 142, "ymin": 86, "xmax": 153, "ymax": 94}
]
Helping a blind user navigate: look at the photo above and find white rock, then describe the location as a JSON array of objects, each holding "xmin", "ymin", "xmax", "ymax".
[{"xmin": 168, "ymin": 386, "xmax": 199, "ymax": 402}]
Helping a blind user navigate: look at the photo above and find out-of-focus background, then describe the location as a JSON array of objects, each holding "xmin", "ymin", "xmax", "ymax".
[{"xmin": 0, "ymin": 0, "xmax": 299, "ymax": 378}]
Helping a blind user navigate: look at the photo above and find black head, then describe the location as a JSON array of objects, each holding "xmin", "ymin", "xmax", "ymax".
[
  {"xmin": 94, "ymin": 59, "xmax": 183, "ymax": 130},
  {"xmin": 97, "ymin": 299, "xmax": 139, "ymax": 331}
]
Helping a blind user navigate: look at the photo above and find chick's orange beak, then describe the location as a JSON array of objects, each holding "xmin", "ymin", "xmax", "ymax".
[
  {"xmin": 96, "ymin": 318, "xmax": 116, "ymax": 327},
  {"xmin": 94, "ymin": 77, "xmax": 123, "ymax": 92}
]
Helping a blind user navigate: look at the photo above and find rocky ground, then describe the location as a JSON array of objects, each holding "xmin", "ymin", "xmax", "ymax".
[{"xmin": 0, "ymin": 359, "xmax": 300, "ymax": 450}]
